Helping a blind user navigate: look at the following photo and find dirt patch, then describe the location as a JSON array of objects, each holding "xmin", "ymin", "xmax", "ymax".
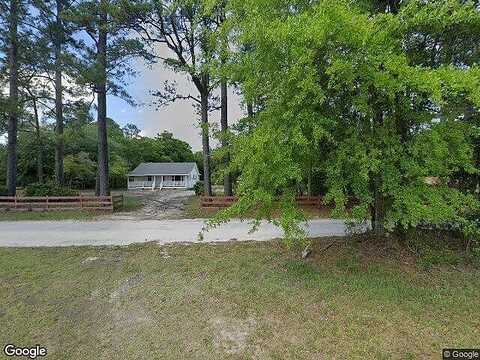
[
  {"xmin": 109, "ymin": 274, "xmax": 145, "ymax": 302},
  {"xmin": 104, "ymin": 189, "xmax": 195, "ymax": 220},
  {"xmin": 81, "ymin": 256, "xmax": 123, "ymax": 267},
  {"xmin": 112, "ymin": 305, "xmax": 153, "ymax": 327},
  {"xmin": 210, "ymin": 316, "xmax": 257, "ymax": 355},
  {"xmin": 81, "ymin": 257, "xmax": 99, "ymax": 264}
]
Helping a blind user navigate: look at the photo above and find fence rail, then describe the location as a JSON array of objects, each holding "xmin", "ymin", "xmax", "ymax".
[
  {"xmin": 0, "ymin": 195, "xmax": 124, "ymax": 212},
  {"xmin": 201, "ymin": 196, "xmax": 238, "ymax": 208},
  {"xmin": 200, "ymin": 196, "xmax": 330, "ymax": 209}
]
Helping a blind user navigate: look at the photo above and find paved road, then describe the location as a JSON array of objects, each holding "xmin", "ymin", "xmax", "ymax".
[{"xmin": 0, "ymin": 219, "xmax": 358, "ymax": 247}]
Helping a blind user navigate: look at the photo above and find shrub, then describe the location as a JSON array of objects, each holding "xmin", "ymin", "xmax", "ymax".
[
  {"xmin": 193, "ymin": 181, "xmax": 204, "ymax": 196},
  {"xmin": 25, "ymin": 183, "xmax": 79, "ymax": 197},
  {"xmin": 0, "ymin": 186, "xmax": 8, "ymax": 196}
]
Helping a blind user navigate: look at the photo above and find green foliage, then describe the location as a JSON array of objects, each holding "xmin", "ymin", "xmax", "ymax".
[
  {"xmin": 25, "ymin": 183, "xmax": 79, "ymax": 197},
  {"xmin": 64, "ymin": 152, "xmax": 96, "ymax": 190},
  {"xmin": 213, "ymin": 0, "xmax": 480, "ymax": 243},
  {"xmin": 470, "ymin": 246, "xmax": 480, "ymax": 268},
  {"xmin": 0, "ymin": 185, "xmax": 7, "ymax": 196},
  {"xmin": 64, "ymin": 0, "xmax": 150, "ymax": 105},
  {"xmin": 193, "ymin": 181, "xmax": 205, "ymax": 196},
  {"xmin": 1, "ymin": 115, "xmax": 196, "ymax": 190},
  {"xmin": 110, "ymin": 155, "xmax": 129, "ymax": 189}
]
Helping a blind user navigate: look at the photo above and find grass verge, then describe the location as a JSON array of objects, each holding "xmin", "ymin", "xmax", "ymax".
[
  {"xmin": 0, "ymin": 238, "xmax": 478, "ymax": 359},
  {"xmin": 182, "ymin": 196, "xmax": 336, "ymax": 219},
  {"xmin": 121, "ymin": 193, "xmax": 144, "ymax": 212},
  {"xmin": 0, "ymin": 210, "xmax": 99, "ymax": 221}
]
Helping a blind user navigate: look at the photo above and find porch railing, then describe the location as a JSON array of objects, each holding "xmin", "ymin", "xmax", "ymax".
[
  {"xmin": 162, "ymin": 181, "xmax": 186, "ymax": 188},
  {"xmin": 128, "ymin": 181, "xmax": 153, "ymax": 189}
]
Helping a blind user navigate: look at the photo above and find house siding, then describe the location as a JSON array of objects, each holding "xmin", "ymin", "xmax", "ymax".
[{"xmin": 127, "ymin": 163, "xmax": 200, "ymax": 190}]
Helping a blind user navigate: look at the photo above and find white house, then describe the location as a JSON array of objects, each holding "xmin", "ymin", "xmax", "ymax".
[{"xmin": 127, "ymin": 162, "xmax": 200, "ymax": 190}]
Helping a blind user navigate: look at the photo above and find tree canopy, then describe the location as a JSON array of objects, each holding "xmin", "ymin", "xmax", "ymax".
[{"xmin": 210, "ymin": 0, "xmax": 480, "ymax": 243}]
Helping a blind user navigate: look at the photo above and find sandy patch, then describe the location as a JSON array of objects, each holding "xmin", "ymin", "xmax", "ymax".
[
  {"xmin": 109, "ymin": 274, "xmax": 145, "ymax": 302},
  {"xmin": 210, "ymin": 316, "xmax": 257, "ymax": 354}
]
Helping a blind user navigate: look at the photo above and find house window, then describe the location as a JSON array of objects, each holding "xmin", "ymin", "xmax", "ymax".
[
  {"xmin": 129, "ymin": 177, "xmax": 135, "ymax": 182},
  {"xmin": 193, "ymin": 174, "xmax": 197, "ymax": 180},
  {"xmin": 174, "ymin": 175, "xmax": 183, "ymax": 182},
  {"xmin": 147, "ymin": 176, "xmax": 153, "ymax": 182}
]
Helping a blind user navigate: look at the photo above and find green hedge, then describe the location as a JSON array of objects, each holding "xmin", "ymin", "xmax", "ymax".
[
  {"xmin": 0, "ymin": 186, "xmax": 7, "ymax": 196},
  {"xmin": 193, "ymin": 181, "xmax": 204, "ymax": 196},
  {"xmin": 25, "ymin": 183, "xmax": 79, "ymax": 197}
]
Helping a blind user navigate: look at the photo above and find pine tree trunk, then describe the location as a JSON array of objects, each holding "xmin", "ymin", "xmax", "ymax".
[
  {"xmin": 7, "ymin": 0, "xmax": 19, "ymax": 196},
  {"xmin": 200, "ymin": 90, "xmax": 212, "ymax": 196},
  {"xmin": 54, "ymin": 0, "xmax": 64, "ymax": 185},
  {"xmin": 247, "ymin": 102, "xmax": 254, "ymax": 118},
  {"xmin": 95, "ymin": 172, "xmax": 100, "ymax": 197},
  {"xmin": 96, "ymin": 8, "xmax": 109, "ymax": 196},
  {"xmin": 307, "ymin": 165, "xmax": 312, "ymax": 197},
  {"xmin": 220, "ymin": 80, "xmax": 232, "ymax": 196},
  {"xmin": 371, "ymin": 175, "xmax": 385, "ymax": 237},
  {"xmin": 32, "ymin": 97, "xmax": 44, "ymax": 183}
]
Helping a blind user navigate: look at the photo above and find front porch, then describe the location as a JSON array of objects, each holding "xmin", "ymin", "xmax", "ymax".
[{"xmin": 127, "ymin": 175, "xmax": 188, "ymax": 190}]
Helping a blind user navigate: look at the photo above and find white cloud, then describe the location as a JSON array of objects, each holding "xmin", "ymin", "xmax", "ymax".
[{"xmin": 125, "ymin": 54, "xmax": 245, "ymax": 151}]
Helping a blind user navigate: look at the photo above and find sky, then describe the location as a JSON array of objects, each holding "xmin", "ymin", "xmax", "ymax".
[
  {"xmin": 107, "ymin": 57, "xmax": 245, "ymax": 151},
  {"xmin": 0, "ymin": 28, "xmax": 247, "ymax": 151}
]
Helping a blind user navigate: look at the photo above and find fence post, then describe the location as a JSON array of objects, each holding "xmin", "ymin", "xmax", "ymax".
[
  {"xmin": 14, "ymin": 196, "xmax": 17, "ymax": 210},
  {"xmin": 46, "ymin": 196, "xmax": 49, "ymax": 211},
  {"xmin": 80, "ymin": 195, "xmax": 83, "ymax": 210}
]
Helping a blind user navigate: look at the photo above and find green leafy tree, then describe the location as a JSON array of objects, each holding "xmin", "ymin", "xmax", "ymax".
[
  {"xmin": 213, "ymin": 0, "xmax": 480, "ymax": 244},
  {"xmin": 64, "ymin": 152, "xmax": 96, "ymax": 188}
]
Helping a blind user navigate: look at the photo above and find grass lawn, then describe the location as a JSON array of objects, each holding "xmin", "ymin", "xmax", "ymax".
[
  {"xmin": 0, "ymin": 210, "xmax": 100, "ymax": 221},
  {"xmin": 182, "ymin": 196, "xmax": 219, "ymax": 218},
  {"xmin": 0, "ymin": 238, "xmax": 478, "ymax": 359}
]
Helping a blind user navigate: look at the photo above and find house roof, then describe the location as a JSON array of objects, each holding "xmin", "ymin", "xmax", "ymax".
[{"xmin": 128, "ymin": 162, "xmax": 198, "ymax": 176}]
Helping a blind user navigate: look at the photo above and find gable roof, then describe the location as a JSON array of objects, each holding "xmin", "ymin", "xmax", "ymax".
[{"xmin": 128, "ymin": 162, "xmax": 198, "ymax": 176}]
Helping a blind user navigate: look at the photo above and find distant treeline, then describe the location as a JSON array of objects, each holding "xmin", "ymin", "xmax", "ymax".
[{"xmin": 0, "ymin": 113, "xmax": 199, "ymax": 190}]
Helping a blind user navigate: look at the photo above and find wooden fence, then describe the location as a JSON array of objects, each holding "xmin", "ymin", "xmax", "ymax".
[
  {"xmin": 0, "ymin": 195, "xmax": 124, "ymax": 212},
  {"xmin": 201, "ymin": 196, "xmax": 329, "ymax": 209},
  {"xmin": 201, "ymin": 196, "xmax": 238, "ymax": 208}
]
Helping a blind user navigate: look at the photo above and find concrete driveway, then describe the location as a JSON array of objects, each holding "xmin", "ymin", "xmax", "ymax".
[{"xmin": 0, "ymin": 219, "xmax": 358, "ymax": 247}]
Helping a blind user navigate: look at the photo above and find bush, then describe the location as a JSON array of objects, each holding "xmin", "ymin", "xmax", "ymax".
[
  {"xmin": 193, "ymin": 181, "xmax": 204, "ymax": 196},
  {"xmin": 0, "ymin": 186, "xmax": 8, "ymax": 196},
  {"xmin": 25, "ymin": 183, "xmax": 79, "ymax": 197}
]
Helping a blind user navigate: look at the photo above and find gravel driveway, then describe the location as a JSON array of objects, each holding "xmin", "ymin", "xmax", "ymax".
[
  {"xmin": 106, "ymin": 189, "xmax": 196, "ymax": 220},
  {"xmin": 0, "ymin": 219, "xmax": 358, "ymax": 247}
]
